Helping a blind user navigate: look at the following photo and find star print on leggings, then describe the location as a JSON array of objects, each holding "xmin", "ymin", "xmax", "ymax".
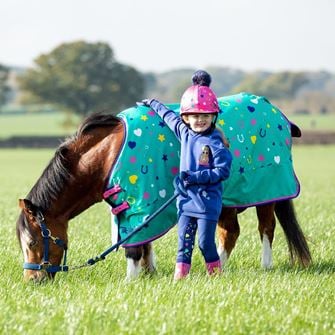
[{"xmin": 183, "ymin": 222, "xmax": 197, "ymax": 260}]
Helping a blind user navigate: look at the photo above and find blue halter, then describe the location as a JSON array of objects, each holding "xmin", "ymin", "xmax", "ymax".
[{"xmin": 23, "ymin": 210, "xmax": 69, "ymax": 273}]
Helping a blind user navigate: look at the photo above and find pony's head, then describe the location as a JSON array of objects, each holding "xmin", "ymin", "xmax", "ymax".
[
  {"xmin": 16, "ymin": 142, "xmax": 72, "ymax": 282},
  {"xmin": 17, "ymin": 199, "xmax": 68, "ymax": 282},
  {"xmin": 16, "ymin": 112, "xmax": 124, "ymax": 283}
]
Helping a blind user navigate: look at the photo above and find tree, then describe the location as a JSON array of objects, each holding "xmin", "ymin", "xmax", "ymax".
[
  {"xmin": 0, "ymin": 64, "xmax": 10, "ymax": 108},
  {"xmin": 261, "ymin": 72, "xmax": 308, "ymax": 99},
  {"xmin": 19, "ymin": 41, "xmax": 144, "ymax": 115},
  {"xmin": 232, "ymin": 71, "xmax": 308, "ymax": 100}
]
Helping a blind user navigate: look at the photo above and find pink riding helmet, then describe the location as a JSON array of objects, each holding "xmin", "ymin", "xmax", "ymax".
[{"xmin": 180, "ymin": 85, "xmax": 220, "ymax": 115}]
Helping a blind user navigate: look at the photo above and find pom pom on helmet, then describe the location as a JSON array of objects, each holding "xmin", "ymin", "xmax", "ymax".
[{"xmin": 191, "ymin": 70, "xmax": 212, "ymax": 87}]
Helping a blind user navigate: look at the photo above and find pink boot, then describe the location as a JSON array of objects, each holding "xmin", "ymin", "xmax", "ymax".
[
  {"xmin": 174, "ymin": 262, "xmax": 191, "ymax": 280},
  {"xmin": 206, "ymin": 260, "xmax": 222, "ymax": 276}
]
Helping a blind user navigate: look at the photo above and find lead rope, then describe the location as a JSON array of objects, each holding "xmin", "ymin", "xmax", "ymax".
[{"xmin": 67, "ymin": 185, "xmax": 181, "ymax": 272}]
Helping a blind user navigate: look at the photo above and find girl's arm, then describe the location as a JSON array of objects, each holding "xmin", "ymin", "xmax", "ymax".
[
  {"xmin": 149, "ymin": 99, "xmax": 187, "ymax": 140},
  {"xmin": 186, "ymin": 148, "xmax": 232, "ymax": 185}
]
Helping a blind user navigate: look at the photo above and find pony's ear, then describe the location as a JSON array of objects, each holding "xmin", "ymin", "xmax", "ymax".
[{"xmin": 19, "ymin": 199, "xmax": 38, "ymax": 216}]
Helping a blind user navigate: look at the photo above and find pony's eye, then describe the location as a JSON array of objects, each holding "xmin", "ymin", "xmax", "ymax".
[{"xmin": 29, "ymin": 240, "xmax": 38, "ymax": 248}]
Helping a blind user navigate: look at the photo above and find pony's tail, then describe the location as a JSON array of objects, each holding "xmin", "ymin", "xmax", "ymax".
[{"xmin": 275, "ymin": 199, "xmax": 312, "ymax": 267}]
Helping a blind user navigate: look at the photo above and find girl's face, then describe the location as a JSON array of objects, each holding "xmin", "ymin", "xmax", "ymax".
[{"xmin": 183, "ymin": 113, "xmax": 214, "ymax": 133}]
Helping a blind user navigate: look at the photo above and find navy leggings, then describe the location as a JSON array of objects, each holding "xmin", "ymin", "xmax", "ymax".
[{"xmin": 176, "ymin": 215, "xmax": 219, "ymax": 264}]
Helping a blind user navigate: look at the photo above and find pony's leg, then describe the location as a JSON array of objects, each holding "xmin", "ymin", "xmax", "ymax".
[
  {"xmin": 217, "ymin": 207, "xmax": 240, "ymax": 265},
  {"xmin": 141, "ymin": 243, "xmax": 156, "ymax": 274},
  {"xmin": 125, "ymin": 246, "xmax": 143, "ymax": 280},
  {"xmin": 256, "ymin": 203, "xmax": 276, "ymax": 269}
]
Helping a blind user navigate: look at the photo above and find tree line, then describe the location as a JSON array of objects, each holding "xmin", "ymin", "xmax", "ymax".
[{"xmin": 1, "ymin": 40, "xmax": 334, "ymax": 117}]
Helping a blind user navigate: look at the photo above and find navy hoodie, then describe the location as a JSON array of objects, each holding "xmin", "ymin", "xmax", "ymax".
[{"xmin": 150, "ymin": 100, "xmax": 232, "ymax": 221}]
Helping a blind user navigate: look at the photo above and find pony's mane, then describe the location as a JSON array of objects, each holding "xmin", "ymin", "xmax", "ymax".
[
  {"xmin": 76, "ymin": 112, "xmax": 122, "ymax": 136},
  {"xmin": 27, "ymin": 112, "xmax": 121, "ymax": 211}
]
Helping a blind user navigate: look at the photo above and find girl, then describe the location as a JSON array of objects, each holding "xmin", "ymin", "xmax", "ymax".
[{"xmin": 142, "ymin": 70, "xmax": 232, "ymax": 280}]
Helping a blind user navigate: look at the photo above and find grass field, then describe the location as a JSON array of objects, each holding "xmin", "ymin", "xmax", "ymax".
[
  {"xmin": 0, "ymin": 146, "xmax": 334, "ymax": 334},
  {"xmin": 288, "ymin": 114, "xmax": 335, "ymax": 131},
  {"xmin": 0, "ymin": 112, "xmax": 80, "ymax": 139},
  {"xmin": 0, "ymin": 112, "xmax": 335, "ymax": 139}
]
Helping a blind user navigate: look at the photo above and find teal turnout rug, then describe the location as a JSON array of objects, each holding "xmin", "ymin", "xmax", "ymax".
[{"xmin": 105, "ymin": 92, "xmax": 300, "ymax": 246}]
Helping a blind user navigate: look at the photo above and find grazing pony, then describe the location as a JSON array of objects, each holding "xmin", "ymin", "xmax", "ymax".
[{"xmin": 16, "ymin": 93, "xmax": 311, "ymax": 282}]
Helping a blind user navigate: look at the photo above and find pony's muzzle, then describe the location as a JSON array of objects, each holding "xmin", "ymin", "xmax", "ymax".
[{"xmin": 24, "ymin": 269, "xmax": 53, "ymax": 283}]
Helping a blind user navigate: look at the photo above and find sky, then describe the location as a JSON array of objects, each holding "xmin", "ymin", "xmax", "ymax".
[{"xmin": 1, "ymin": 0, "xmax": 334, "ymax": 73}]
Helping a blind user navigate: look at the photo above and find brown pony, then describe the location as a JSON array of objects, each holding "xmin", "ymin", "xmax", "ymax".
[{"xmin": 16, "ymin": 112, "xmax": 311, "ymax": 282}]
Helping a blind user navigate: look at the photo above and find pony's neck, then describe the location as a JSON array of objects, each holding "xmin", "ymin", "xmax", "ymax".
[{"xmin": 49, "ymin": 125, "xmax": 124, "ymax": 221}]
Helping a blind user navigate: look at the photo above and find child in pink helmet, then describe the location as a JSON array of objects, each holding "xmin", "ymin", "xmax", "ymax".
[{"xmin": 142, "ymin": 70, "xmax": 232, "ymax": 280}]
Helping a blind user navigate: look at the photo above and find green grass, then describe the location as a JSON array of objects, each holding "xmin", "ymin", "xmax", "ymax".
[
  {"xmin": 0, "ymin": 112, "xmax": 334, "ymax": 140},
  {"xmin": 0, "ymin": 112, "xmax": 80, "ymax": 139},
  {"xmin": 288, "ymin": 114, "xmax": 335, "ymax": 131},
  {"xmin": 0, "ymin": 146, "xmax": 334, "ymax": 334}
]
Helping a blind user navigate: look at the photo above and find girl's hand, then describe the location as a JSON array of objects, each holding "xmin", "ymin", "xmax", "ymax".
[
  {"xmin": 180, "ymin": 171, "xmax": 195, "ymax": 186},
  {"xmin": 136, "ymin": 99, "xmax": 152, "ymax": 107},
  {"xmin": 173, "ymin": 176, "xmax": 188, "ymax": 197}
]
